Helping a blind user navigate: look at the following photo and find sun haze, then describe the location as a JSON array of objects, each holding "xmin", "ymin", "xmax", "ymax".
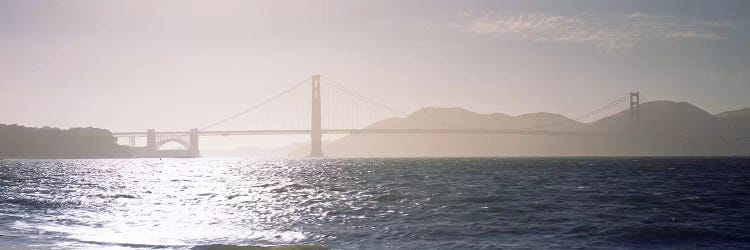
[{"xmin": 1, "ymin": 0, "xmax": 749, "ymax": 151}]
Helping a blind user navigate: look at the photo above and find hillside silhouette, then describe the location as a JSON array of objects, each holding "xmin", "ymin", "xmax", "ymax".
[
  {"xmin": 717, "ymin": 107, "xmax": 750, "ymax": 118},
  {"xmin": 366, "ymin": 107, "xmax": 582, "ymax": 131},
  {"xmin": 0, "ymin": 124, "xmax": 129, "ymax": 159},
  {"xmin": 288, "ymin": 101, "xmax": 750, "ymax": 157}
]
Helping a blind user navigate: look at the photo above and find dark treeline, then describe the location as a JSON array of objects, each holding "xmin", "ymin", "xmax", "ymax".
[{"xmin": 0, "ymin": 124, "xmax": 130, "ymax": 158}]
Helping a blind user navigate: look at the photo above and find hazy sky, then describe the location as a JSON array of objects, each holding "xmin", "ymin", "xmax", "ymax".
[{"xmin": 2, "ymin": 0, "xmax": 749, "ymax": 149}]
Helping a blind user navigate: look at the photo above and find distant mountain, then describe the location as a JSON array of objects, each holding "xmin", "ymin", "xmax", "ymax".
[
  {"xmin": 367, "ymin": 107, "xmax": 582, "ymax": 130},
  {"xmin": 589, "ymin": 101, "xmax": 723, "ymax": 136},
  {"xmin": 288, "ymin": 101, "xmax": 750, "ymax": 157},
  {"xmin": 717, "ymin": 107, "xmax": 750, "ymax": 118},
  {"xmin": 715, "ymin": 107, "xmax": 750, "ymax": 138}
]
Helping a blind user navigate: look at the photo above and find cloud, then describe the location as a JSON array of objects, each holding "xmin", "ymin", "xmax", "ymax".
[
  {"xmin": 469, "ymin": 14, "xmax": 580, "ymax": 35},
  {"xmin": 700, "ymin": 21, "xmax": 735, "ymax": 27},
  {"xmin": 465, "ymin": 12, "xmax": 731, "ymax": 52},
  {"xmin": 667, "ymin": 31, "xmax": 724, "ymax": 40},
  {"xmin": 626, "ymin": 12, "xmax": 645, "ymax": 19}
]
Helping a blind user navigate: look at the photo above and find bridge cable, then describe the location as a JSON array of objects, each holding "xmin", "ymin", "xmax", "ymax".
[
  {"xmin": 518, "ymin": 95, "xmax": 629, "ymax": 130},
  {"xmin": 200, "ymin": 77, "xmax": 311, "ymax": 131},
  {"xmin": 321, "ymin": 76, "xmax": 475, "ymax": 129},
  {"xmin": 323, "ymin": 76, "xmax": 633, "ymax": 132},
  {"xmin": 321, "ymin": 76, "xmax": 411, "ymax": 117}
]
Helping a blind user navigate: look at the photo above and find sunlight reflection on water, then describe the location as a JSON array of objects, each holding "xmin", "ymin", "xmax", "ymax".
[
  {"xmin": 1, "ymin": 157, "xmax": 750, "ymax": 249},
  {"xmin": 3, "ymin": 159, "xmax": 327, "ymax": 248}
]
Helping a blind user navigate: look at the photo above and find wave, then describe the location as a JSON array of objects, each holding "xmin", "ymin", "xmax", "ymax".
[
  {"xmin": 0, "ymin": 196, "xmax": 81, "ymax": 209},
  {"xmin": 192, "ymin": 244, "xmax": 329, "ymax": 250},
  {"xmin": 607, "ymin": 224, "xmax": 738, "ymax": 244}
]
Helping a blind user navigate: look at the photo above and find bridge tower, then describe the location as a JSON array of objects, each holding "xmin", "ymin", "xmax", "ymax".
[
  {"xmin": 630, "ymin": 92, "xmax": 640, "ymax": 132},
  {"xmin": 189, "ymin": 128, "xmax": 200, "ymax": 157},
  {"xmin": 310, "ymin": 74, "xmax": 324, "ymax": 157}
]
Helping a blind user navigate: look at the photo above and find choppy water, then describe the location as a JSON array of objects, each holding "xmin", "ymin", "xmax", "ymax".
[{"xmin": 1, "ymin": 157, "xmax": 750, "ymax": 249}]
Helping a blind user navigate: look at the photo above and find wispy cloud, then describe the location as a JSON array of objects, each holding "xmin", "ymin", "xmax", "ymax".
[
  {"xmin": 464, "ymin": 12, "xmax": 731, "ymax": 52},
  {"xmin": 667, "ymin": 31, "xmax": 724, "ymax": 40}
]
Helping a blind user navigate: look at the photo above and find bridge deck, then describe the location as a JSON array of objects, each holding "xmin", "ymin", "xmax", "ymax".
[{"xmin": 113, "ymin": 129, "xmax": 626, "ymax": 137}]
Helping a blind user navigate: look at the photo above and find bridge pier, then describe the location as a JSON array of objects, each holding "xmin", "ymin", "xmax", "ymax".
[
  {"xmin": 189, "ymin": 128, "xmax": 200, "ymax": 157},
  {"xmin": 146, "ymin": 129, "xmax": 156, "ymax": 151},
  {"xmin": 310, "ymin": 74, "xmax": 324, "ymax": 157}
]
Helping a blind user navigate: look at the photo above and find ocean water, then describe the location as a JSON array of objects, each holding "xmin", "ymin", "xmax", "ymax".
[{"xmin": 1, "ymin": 157, "xmax": 750, "ymax": 249}]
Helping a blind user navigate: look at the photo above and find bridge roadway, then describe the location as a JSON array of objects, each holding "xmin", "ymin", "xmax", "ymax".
[{"xmin": 113, "ymin": 129, "xmax": 627, "ymax": 137}]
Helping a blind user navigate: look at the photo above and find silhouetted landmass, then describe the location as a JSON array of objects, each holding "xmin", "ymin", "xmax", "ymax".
[
  {"xmin": 717, "ymin": 107, "xmax": 750, "ymax": 118},
  {"xmin": 714, "ymin": 107, "xmax": 750, "ymax": 139},
  {"xmin": 0, "ymin": 124, "xmax": 130, "ymax": 159},
  {"xmin": 366, "ymin": 107, "xmax": 582, "ymax": 131},
  {"xmin": 289, "ymin": 101, "xmax": 750, "ymax": 157}
]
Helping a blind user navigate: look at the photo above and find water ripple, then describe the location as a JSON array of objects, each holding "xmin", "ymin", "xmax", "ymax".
[{"xmin": 1, "ymin": 157, "xmax": 749, "ymax": 249}]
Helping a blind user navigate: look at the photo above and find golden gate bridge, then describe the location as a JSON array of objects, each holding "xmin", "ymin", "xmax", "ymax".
[{"xmin": 112, "ymin": 75, "xmax": 642, "ymax": 157}]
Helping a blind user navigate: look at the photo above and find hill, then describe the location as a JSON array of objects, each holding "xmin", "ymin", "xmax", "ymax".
[
  {"xmin": 367, "ymin": 107, "xmax": 582, "ymax": 130},
  {"xmin": 717, "ymin": 107, "xmax": 750, "ymax": 118},
  {"xmin": 288, "ymin": 101, "xmax": 750, "ymax": 157},
  {"xmin": 716, "ymin": 107, "xmax": 750, "ymax": 138},
  {"xmin": 589, "ymin": 101, "xmax": 722, "ymax": 136},
  {"xmin": 0, "ymin": 124, "xmax": 130, "ymax": 159}
]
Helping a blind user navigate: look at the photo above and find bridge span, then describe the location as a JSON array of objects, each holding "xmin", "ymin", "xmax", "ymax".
[
  {"xmin": 114, "ymin": 129, "xmax": 627, "ymax": 137},
  {"xmin": 113, "ymin": 74, "xmax": 642, "ymax": 158},
  {"xmin": 114, "ymin": 128, "xmax": 632, "ymax": 158}
]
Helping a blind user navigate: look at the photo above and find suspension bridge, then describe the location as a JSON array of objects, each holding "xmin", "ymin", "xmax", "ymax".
[{"xmin": 113, "ymin": 75, "xmax": 641, "ymax": 158}]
